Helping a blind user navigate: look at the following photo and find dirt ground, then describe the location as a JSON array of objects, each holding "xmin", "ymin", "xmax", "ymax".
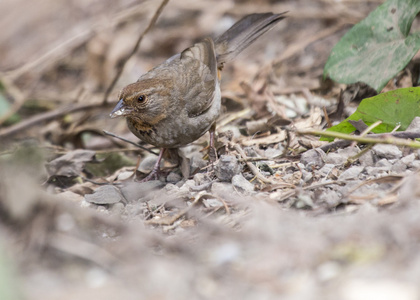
[{"xmin": 2, "ymin": 0, "xmax": 420, "ymax": 299}]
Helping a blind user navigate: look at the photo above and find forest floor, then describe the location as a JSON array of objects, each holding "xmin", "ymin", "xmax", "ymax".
[{"xmin": 1, "ymin": 0, "xmax": 420, "ymax": 299}]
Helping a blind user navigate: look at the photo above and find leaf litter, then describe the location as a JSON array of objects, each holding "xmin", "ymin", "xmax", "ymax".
[{"xmin": 1, "ymin": 0, "xmax": 420, "ymax": 299}]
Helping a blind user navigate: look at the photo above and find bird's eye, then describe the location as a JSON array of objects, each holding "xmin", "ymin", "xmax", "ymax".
[{"xmin": 137, "ymin": 95, "xmax": 146, "ymax": 102}]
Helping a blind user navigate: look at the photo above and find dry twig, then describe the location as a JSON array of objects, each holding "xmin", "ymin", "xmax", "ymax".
[
  {"xmin": 103, "ymin": 0, "xmax": 170, "ymax": 103},
  {"xmin": 233, "ymin": 143, "xmax": 273, "ymax": 184}
]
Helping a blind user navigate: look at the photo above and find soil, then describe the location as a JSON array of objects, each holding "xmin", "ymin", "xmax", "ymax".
[{"xmin": 1, "ymin": 1, "xmax": 420, "ymax": 299}]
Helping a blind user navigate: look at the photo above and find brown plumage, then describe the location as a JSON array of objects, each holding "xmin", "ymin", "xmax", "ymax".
[{"xmin": 110, "ymin": 12, "xmax": 286, "ymax": 181}]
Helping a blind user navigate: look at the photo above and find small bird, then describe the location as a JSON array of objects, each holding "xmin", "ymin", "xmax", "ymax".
[{"xmin": 111, "ymin": 12, "xmax": 286, "ymax": 181}]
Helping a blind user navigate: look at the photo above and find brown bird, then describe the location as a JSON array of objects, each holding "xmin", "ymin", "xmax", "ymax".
[{"xmin": 111, "ymin": 12, "xmax": 286, "ymax": 181}]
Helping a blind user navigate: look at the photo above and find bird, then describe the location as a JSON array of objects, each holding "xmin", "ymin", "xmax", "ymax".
[{"xmin": 110, "ymin": 12, "xmax": 286, "ymax": 181}]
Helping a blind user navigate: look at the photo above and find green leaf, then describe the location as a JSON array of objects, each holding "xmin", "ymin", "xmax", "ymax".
[
  {"xmin": 322, "ymin": 87, "xmax": 420, "ymax": 141},
  {"xmin": 0, "ymin": 92, "xmax": 20, "ymax": 125},
  {"xmin": 324, "ymin": 0, "xmax": 420, "ymax": 92}
]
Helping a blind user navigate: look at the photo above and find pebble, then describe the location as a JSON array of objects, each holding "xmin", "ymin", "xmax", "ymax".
[
  {"xmin": 214, "ymin": 155, "xmax": 242, "ymax": 181},
  {"xmin": 401, "ymin": 153, "xmax": 416, "ymax": 165},
  {"xmin": 137, "ymin": 155, "xmax": 162, "ymax": 173},
  {"xmin": 406, "ymin": 116, "xmax": 420, "ymax": 131},
  {"xmin": 300, "ymin": 149, "xmax": 326, "ymax": 170},
  {"xmin": 326, "ymin": 152, "xmax": 347, "ymax": 165},
  {"xmin": 109, "ymin": 202, "xmax": 125, "ymax": 214},
  {"xmin": 193, "ymin": 173, "xmax": 212, "ymax": 186},
  {"xmin": 166, "ymin": 172, "xmax": 182, "ymax": 183},
  {"xmin": 85, "ymin": 185, "xmax": 124, "ymax": 204},
  {"xmin": 375, "ymin": 158, "xmax": 392, "ymax": 168},
  {"xmin": 338, "ymin": 166, "xmax": 364, "ymax": 180},
  {"xmin": 365, "ymin": 166, "xmax": 389, "ymax": 177},
  {"xmin": 232, "ymin": 174, "xmax": 254, "ymax": 194},
  {"xmin": 318, "ymin": 164, "xmax": 336, "ymax": 178},
  {"xmin": 319, "ymin": 189, "xmax": 341, "ymax": 207},
  {"xmin": 211, "ymin": 182, "xmax": 236, "ymax": 199},
  {"xmin": 189, "ymin": 152, "xmax": 207, "ymax": 171},
  {"xmin": 409, "ymin": 160, "xmax": 420, "ymax": 169},
  {"xmin": 120, "ymin": 180, "xmax": 165, "ymax": 203},
  {"xmin": 391, "ymin": 160, "xmax": 407, "ymax": 173},
  {"xmin": 373, "ymin": 144, "xmax": 402, "ymax": 159},
  {"xmin": 203, "ymin": 198, "xmax": 224, "ymax": 208},
  {"xmin": 358, "ymin": 150, "xmax": 375, "ymax": 167}
]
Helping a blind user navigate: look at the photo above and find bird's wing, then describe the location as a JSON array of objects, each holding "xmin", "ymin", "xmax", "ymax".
[{"xmin": 179, "ymin": 38, "xmax": 218, "ymax": 118}]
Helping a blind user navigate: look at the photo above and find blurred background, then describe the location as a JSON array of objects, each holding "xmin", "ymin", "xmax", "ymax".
[{"xmin": 3, "ymin": 1, "xmax": 420, "ymax": 300}]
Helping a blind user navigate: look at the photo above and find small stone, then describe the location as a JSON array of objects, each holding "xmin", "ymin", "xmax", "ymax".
[
  {"xmin": 211, "ymin": 182, "xmax": 236, "ymax": 199},
  {"xmin": 358, "ymin": 150, "xmax": 375, "ymax": 167},
  {"xmin": 326, "ymin": 152, "xmax": 347, "ymax": 165},
  {"xmin": 193, "ymin": 173, "xmax": 212, "ymax": 186},
  {"xmin": 80, "ymin": 200, "xmax": 93, "ymax": 208},
  {"xmin": 409, "ymin": 160, "xmax": 420, "ymax": 169},
  {"xmin": 264, "ymin": 148, "xmax": 283, "ymax": 159},
  {"xmin": 375, "ymin": 158, "xmax": 392, "ymax": 168},
  {"xmin": 116, "ymin": 171, "xmax": 133, "ymax": 181},
  {"xmin": 189, "ymin": 152, "xmax": 207, "ymax": 171},
  {"xmin": 300, "ymin": 149, "xmax": 326, "ymax": 170},
  {"xmin": 301, "ymin": 170, "xmax": 313, "ymax": 182},
  {"xmin": 318, "ymin": 164, "xmax": 336, "ymax": 178},
  {"xmin": 391, "ymin": 160, "xmax": 407, "ymax": 173},
  {"xmin": 214, "ymin": 155, "xmax": 242, "ymax": 182},
  {"xmin": 243, "ymin": 147, "xmax": 259, "ymax": 157},
  {"xmin": 120, "ymin": 180, "xmax": 165, "ymax": 203},
  {"xmin": 166, "ymin": 172, "xmax": 182, "ymax": 183},
  {"xmin": 319, "ymin": 189, "xmax": 341, "ymax": 207},
  {"xmin": 181, "ymin": 180, "xmax": 196, "ymax": 190},
  {"xmin": 401, "ymin": 153, "xmax": 416, "ymax": 165},
  {"xmin": 203, "ymin": 198, "xmax": 224, "ymax": 208},
  {"xmin": 337, "ymin": 147, "xmax": 359, "ymax": 157},
  {"xmin": 338, "ymin": 166, "xmax": 364, "ymax": 180},
  {"xmin": 406, "ymin": 116, "xmax": 420, "ymax": 131},
  {"xmin": 109, "ymin": 202, "xmax": 125, "ymax": 214},
  {"xmin": 373, "ymin": 144, "xmax": 402, "ymax": 159},
  {"xmin": 85, "ymin": 185, "xmax": 124, "ymax": 204},
  {"xmin": 365, "ymin": 166, "xmax": 389, "ymax": 177},
  {"xmin": 232, "ymin": 174, "xmax": 254, "ymax": 194},
  {"xmin": 138, "ymin": 155, "xmax": 162, "ymax": 173}
]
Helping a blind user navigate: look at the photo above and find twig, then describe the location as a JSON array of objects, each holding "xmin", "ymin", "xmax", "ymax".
[
  {"xmin": 298, "ymin": 129, "xmax": 420, "ymax": 149},
  {"xmin": 103, "ymin": 0, "xmax": 170, "ymax": 104},
  {"xmin": 5, "ymin": 3, "xmax": 153, "ymax": 81},
  {"xmin": 0, "ymin": 101, "xmax": 113, "ymax": 139},
  {"xmin": 233, "ymin": 143, "xmax": 273, "ymax": 184},
  {"xmin": 144, "ymin": 191, "xmax": 204, "ymax": 226},
  {"xmin": 345, "ymin": 120, "xmax": 382, "ymax": 165},
  {"xmin": 343, "ymin": 175, "xmax": 404, "ymax": 199},
  {"xmin": 103, "ymin": 130, "xmax": 158, "ymax": 155},
  {"xmin": 272, "ymin": 22, "xmax": 347, "ymax": 67},
  {"xmin": 275, "ymin": 180, "xmax": 344, "ymax": 202}
]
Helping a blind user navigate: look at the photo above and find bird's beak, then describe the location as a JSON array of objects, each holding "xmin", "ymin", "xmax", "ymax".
[{"xmin": 110, "ymin": 99, "xmax": 130, "ymax": 118}]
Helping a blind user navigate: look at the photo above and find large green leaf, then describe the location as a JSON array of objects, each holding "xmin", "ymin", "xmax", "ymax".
[
  {"xmin": 323, "ymin": 87, "xmax": 420, "ymax": 141},
  {"xmin": 324, "ymin": 0, "xmax": 420, "ymax": 92}
]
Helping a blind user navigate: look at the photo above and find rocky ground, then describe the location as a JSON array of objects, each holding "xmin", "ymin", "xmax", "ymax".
[{"xmin": 1, "ymin": 0, "xmax": 420, "ymax": 299}]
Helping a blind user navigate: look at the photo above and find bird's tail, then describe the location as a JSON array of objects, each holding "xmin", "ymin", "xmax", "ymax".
[{"xmin": 214, "ymin": 12, "xmax": 286, "ymax": 69}]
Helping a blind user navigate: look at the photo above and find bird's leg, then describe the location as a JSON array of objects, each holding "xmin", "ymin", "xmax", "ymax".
[
  {"xmin": 208, "ymin": 124, "xmax": 218, "ymax": 164},
  {"xmin": 139, "ymin": 148, "xmax": 166, "ymax": 182}
]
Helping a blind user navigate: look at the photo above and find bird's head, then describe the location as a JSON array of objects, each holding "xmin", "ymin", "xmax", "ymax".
[{"xmin": 110, "ymin": 78, "xmax": 171, "ymax": 124}]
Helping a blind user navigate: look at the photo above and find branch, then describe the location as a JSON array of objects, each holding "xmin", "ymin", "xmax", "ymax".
[{"xmin": 103, "ymin": 0, "xmax": 170, "ymax": 104}]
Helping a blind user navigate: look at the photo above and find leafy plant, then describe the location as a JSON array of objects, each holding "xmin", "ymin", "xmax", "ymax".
[
  {"xmin": 324, "ymin": 0, "xmax": 420, "ymax": 92},
  {"xmin": 322, "ymin": 87, "xmax": 420, "ymax": 141}
]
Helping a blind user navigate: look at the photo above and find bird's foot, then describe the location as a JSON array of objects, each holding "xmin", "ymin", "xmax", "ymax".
[{"xmin": 137, "ymin": 169, "xmax": 162, "ymax": 182}]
